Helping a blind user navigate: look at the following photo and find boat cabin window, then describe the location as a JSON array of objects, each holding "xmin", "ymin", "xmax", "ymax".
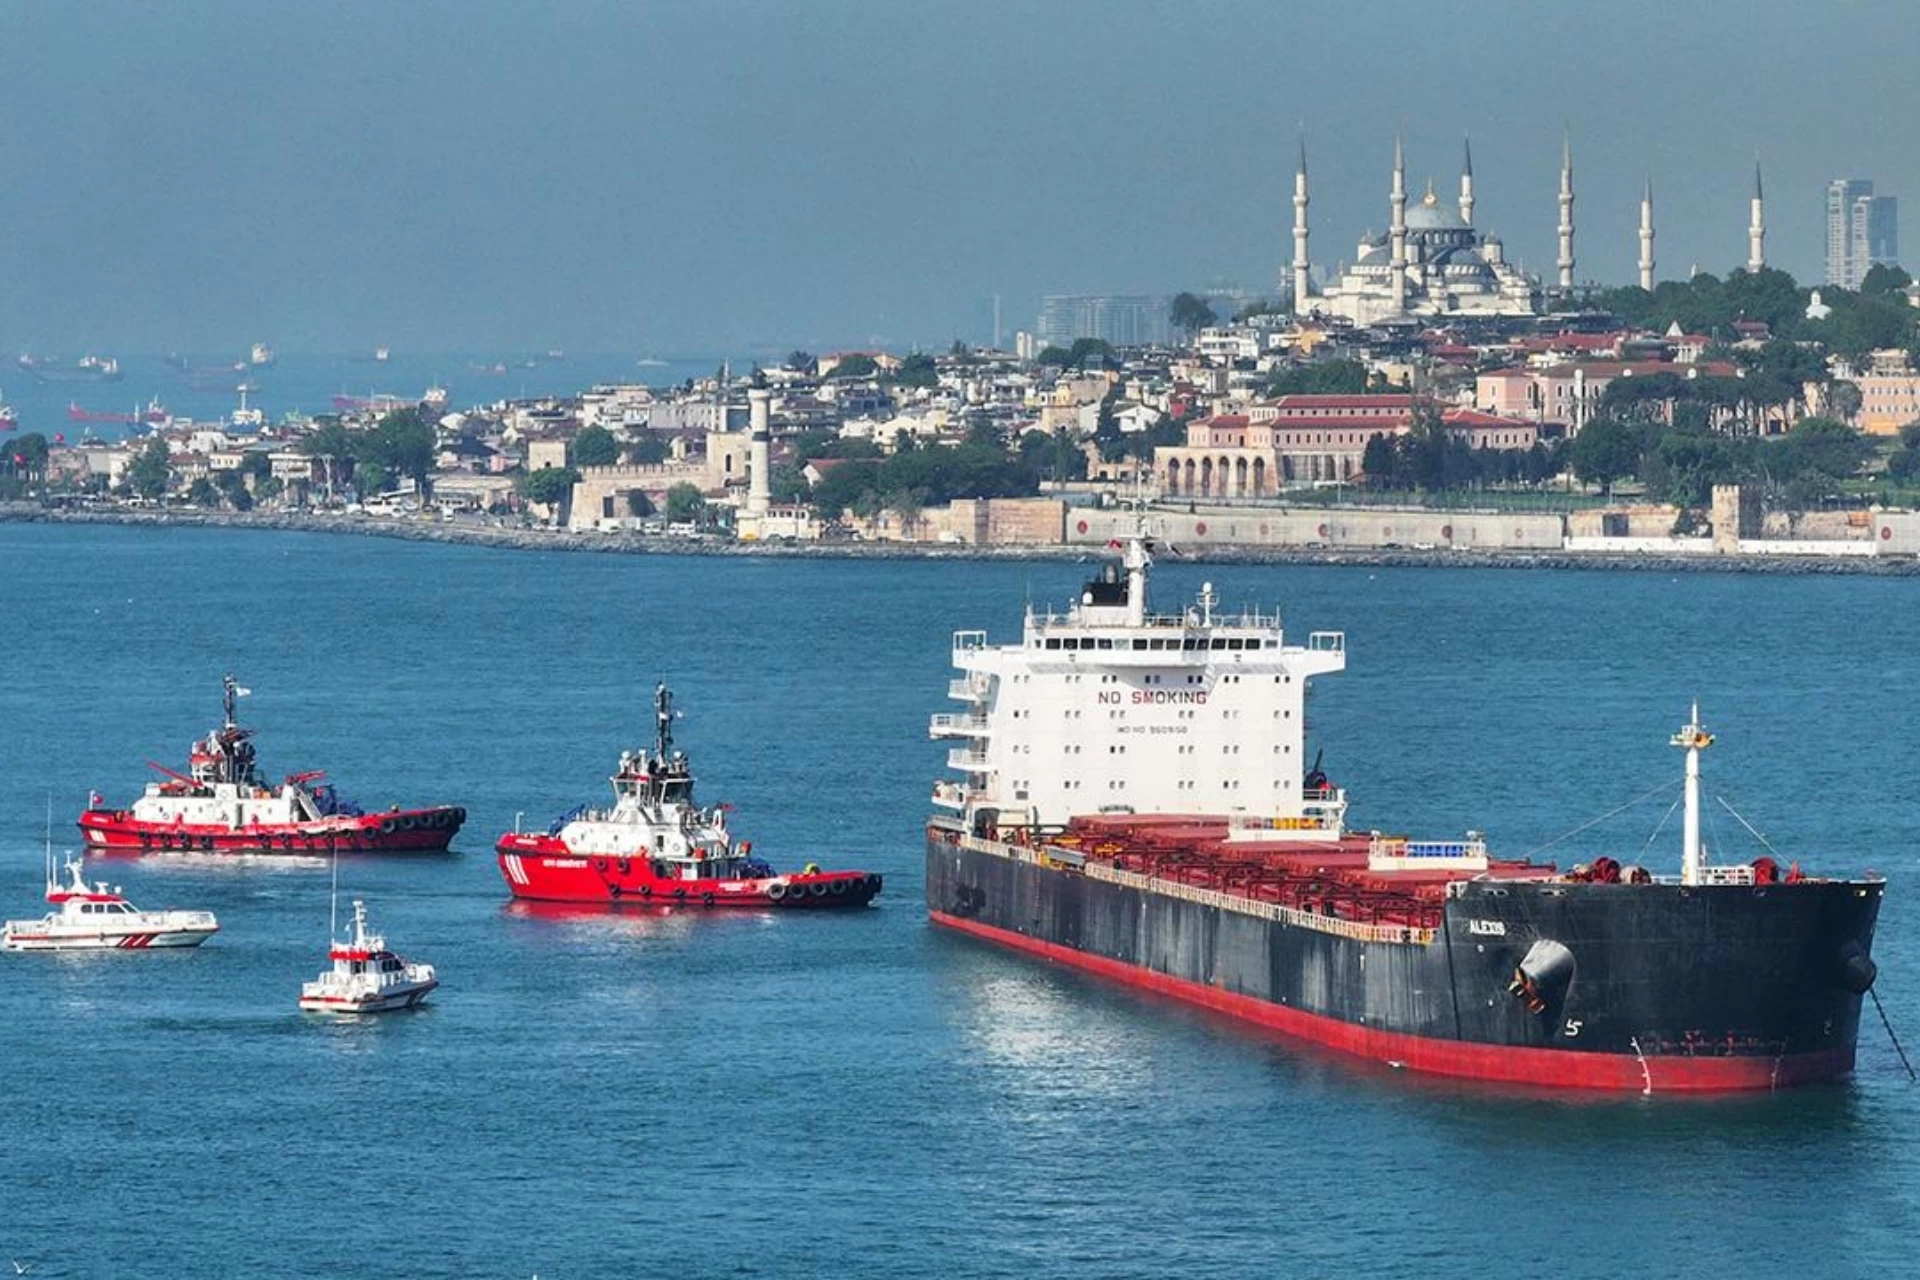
[
  {"xmin": 1045, "ymin": 638, "xmax": 1061, "ymax": 650},
  {"xmin": 351, "ymin": 961, "xmax": 366, "ymax": 975}
]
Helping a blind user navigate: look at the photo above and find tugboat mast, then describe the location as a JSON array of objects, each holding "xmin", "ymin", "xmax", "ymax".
[
  {"xmin": 655, "ymin": 683, "xmax": 675, "ymax": 760},
  {"xmin": 1672, "ymin": 701, "xmax": 1714, "ymax": 886}
]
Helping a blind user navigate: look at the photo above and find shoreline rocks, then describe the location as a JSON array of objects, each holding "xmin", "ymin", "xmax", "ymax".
[{"xmin": 5, "ymin": 504, "xmax": 1917, "ymax": 575}]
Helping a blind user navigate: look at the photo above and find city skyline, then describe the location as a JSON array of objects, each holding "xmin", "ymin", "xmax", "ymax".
[{"xmin": 4, "ymin": 1, "xmax": 1920, "ymax": 354}]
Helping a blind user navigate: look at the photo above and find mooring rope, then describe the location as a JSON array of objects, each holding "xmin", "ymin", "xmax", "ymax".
[{"xmin": 1870, "ymin": 988, "xmax": 1917, "ymax": 1082}]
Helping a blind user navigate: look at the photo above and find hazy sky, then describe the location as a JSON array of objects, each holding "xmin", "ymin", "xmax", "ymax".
[{"xmin": 4, "ymin": 1, "xmax": 1917, "ymax": 356}]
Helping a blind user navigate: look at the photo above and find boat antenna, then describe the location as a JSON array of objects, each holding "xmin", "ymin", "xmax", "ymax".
[
  {"xmin": 329, "ymin": 847, "xmax": 339, "ymax": 941},
  {"xmin": 655, "ymin": 682, "xmax": 676, "ymax": 759},
  {"xmin": 223, "ymin": 673, "xmax": 238, "ymax": 728}
]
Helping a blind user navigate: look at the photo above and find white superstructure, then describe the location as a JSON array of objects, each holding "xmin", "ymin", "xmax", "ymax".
[
  {"xmin": 2, "ymin": 857, "xmax": 218, "ymax": 952},
  {"xmin": 298, "ymin": 899, "xmax": 437, "ymax": 1013},
  {"xmin": 931, "ymin": 532, "xmax": 1346, "ymax": 834}
]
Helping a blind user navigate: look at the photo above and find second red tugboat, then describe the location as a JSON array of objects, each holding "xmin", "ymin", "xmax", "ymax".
[
  {"xmin": 78, "ymin": 675, "xmax": 466, "ymax": 855},
  {"xmin": 496, "ymin": 684, "xmax": 881, "ymax": 908}
]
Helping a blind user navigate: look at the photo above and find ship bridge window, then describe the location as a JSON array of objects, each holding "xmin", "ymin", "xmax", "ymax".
[
  {"xmin": 1132, "ymin": 639, "xmax": 1148, "ymax": 650},
  {"xmin": 1151, "ymin": 639, "xmax": 1174, "ymax": 650},
  {"xmin": 1045, "ymin": 639, "xmax": 1061, "ymax": 650}
]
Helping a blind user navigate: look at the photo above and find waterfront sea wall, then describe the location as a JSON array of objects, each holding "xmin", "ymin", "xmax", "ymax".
[{"xmin": 6, "ymin": 503, "xmax": 1920, "ymax": 574}]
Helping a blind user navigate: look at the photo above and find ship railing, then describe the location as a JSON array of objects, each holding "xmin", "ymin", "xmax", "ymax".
[
  {"xmin": 955, "ymin": 834, "xmax": 1434, "ymax": 946},
  {"xmin": 1084, "ymin": 860, "xmax": 1435, "ymax": 946},
  {"xmin": 952, "ymin": 630, "xmax": 989, "ymax": 654},
  {"xmin": 155, "ymin": 911, "xmax": 218, "ymax": 929},
  {"xmin": 946, "ymin": 748, "xmax": 992, "ymax": 772},
  {"xmin": 947, "ymin": 677, "xmax": 991, "ymax": 702},
  {"xmin": 928, "ymin": 713, "xmax": 991, "ymax": 739},
  {"xmin": 930, "ymin": 782, "xmax": 969, "ymax": 810},
  {"xmin": 1369, "ymin": 833, "xmax": 1489, "ymax": 873},
  {"xmin": 1308, "ymin": 631, "xmax": 1346, "ymax": 653}
]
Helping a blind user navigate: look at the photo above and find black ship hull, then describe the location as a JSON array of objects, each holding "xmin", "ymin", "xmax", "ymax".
[{"xmin": 927, "ymin": 824, "xmax": 1884, "ymax": 1091}]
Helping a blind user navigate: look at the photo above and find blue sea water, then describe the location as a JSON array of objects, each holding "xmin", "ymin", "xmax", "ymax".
[
  {"xmin": 0, "ymin": 350, "xmax": 728, "ymax": 440},
  {"xmin": 2, "ymin": 525, "xmax": 1918, "ymax": 1279}
]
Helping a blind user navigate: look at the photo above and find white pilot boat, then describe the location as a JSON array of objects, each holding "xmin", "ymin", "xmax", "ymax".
[
  {"xmin": 2, "ymin": 856, "xmax": 219, "ymax": 952},
  {"xmin": 298, "ymin": 898, "xmax": 438, "ymax": 1013}
]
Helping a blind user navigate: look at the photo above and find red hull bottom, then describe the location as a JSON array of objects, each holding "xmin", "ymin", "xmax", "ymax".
[
  {"xmin": 930, "ymin": 911, "xmax": 1855, "ymax": 1093},
  {"xmin": 79, "ymin": 810, "xmax": 462, "ymax": 856},
  {"xmin": 497, "ymin": 846, "xmax": 880, "ymax": 908}
]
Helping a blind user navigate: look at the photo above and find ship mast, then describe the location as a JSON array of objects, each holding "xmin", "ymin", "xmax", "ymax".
[
  {"xmin": 1671, "ymin": 702, "xmax": 1714, "ymax": 885},
  {"xmin": 655, "ymin": 682, "xmax": 675, "ymax": 760}
]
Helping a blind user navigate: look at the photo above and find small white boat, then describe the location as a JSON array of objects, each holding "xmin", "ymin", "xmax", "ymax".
[
  {"xmin": 2, "ymin": 856, "xmax": 219, "ymax": 952},
  {"xmin": 299, "ymin": 898, "xmax": 437, "ymax": 1013}
]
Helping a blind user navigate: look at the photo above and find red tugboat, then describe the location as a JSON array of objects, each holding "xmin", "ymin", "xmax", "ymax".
[
  {"xmin": 78, "ymin": 676, "xmax": 466, "ymax": 855},
  {"xmin": 497, "ymin": 684, "xmax": 881, "ymax": 908}
]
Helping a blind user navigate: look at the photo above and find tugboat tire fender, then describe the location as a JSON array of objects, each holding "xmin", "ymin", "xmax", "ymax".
[
  {"xmin": 829, "ymin": 879, "xmax": 849, "ymax": 896},
  {"xmin": 810, "ymin": 882, "xmax": 830, "ymax": 899},
  {"xmin": 608, "ymin": 883, "xmax": 621, "ymax": 898},
  {"xmin": 767, "ymin": 882, "xmax": 787, "ymax": 902},
  {"xmin": 673, "ymin": 887, "xmax": 687, "ymax": 900},
  {"xmin": 617, "ymin": 857, "xmax": 631, "ymax": 876},
  {"xmin": 379, "ymin": 819, "xmax": 398, "ymax": 837},
  {"xmin": 639, "ymin": 884, "xmax": 652, "ymax": 898},
  {"xmin": 702, "ymin": 892, "xmax": 715, "ymax": 907}
]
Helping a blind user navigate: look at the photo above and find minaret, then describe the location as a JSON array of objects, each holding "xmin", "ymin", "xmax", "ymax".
[
  {"xmin": 1748, "ymin": 160, "xmax": 1766, "ymax": 273},
  {"xmin": 1459, "ymin": 135, "xmax": 1475, "ymax": 226},
  {"xmin": 1639, "ymin": 177, "xmax": 1656, "ymax": 292},
  {"xmin": 1557, "ymin": 132, "xmax": 1576, "ymax": 292},
  {"xmin": 1389, "ymin": 134, "xmax": 1408, "ymax": 313},
  {"xmin": 1292, "ymin": 135, "xmax": 1311, "ymax": 310},
  {"xmin": 746, "ymin": 387, "xmax": 772, "ymax": 518}
]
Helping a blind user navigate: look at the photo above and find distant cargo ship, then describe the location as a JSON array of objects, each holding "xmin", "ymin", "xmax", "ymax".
[
  {"xmin": 68, "ymin": 399, "xmax": 168, "ymax": 426},
  {"xmin": 19, "ymin": 353, "xmax": 123, "ymax": 383},
  {"xmin": 926, "ymin": 532, "xmax": 1885, "ymax": 1092}
]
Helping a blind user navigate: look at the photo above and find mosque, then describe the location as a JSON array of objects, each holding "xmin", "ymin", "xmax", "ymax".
[{"xmin": 1291, "ymin": 137, "xmax": 1769, "ymax": 325}]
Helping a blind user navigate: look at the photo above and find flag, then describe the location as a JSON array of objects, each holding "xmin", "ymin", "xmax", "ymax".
[
  {"xmin": 88, "ymin": 791, "xmax": 103, "ymax": 808},
  {"xmin": 233, "ymin": 685, "xmax": 252, "ymax": 698}
]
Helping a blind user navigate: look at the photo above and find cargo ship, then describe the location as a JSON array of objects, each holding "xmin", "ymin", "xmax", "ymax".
[
  {"xmin": 79, "ymin": 676, "xmax": 465, "ymax": 855},
  {"xmin": 925, "ymin": 533, "xmax": 1884, "ymax": 1092}
]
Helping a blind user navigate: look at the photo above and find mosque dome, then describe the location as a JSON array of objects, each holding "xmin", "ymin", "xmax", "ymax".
[{"xmin": 1405, "ymin": 189, "xmax": 1469, "ymax": 232}]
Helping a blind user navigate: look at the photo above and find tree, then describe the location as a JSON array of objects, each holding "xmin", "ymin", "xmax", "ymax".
[
  {"xmin": 626, "ymin": 434, "xmax": 670, "ymax": 465},
  {"xmin": 1569, "ymin": 418, "xmax": 1645, "ymax": 494},
  {"xmin": 829, "ymin": 354, "xmax": 879, "ymax": 380},
  {"xmin": 1828, "ymin": 380, "xmax": 1864, "ymax": 422},
  {"xmin": 355, "ymin": 461, "xmax": 393, "ymax": 496},
  {"xmin": 187, "ymin": 476, "xmax": 220, "ymax": 507},
  {"xmin": 889, "ymin": 352, "xmax": 939, "ymax": 388},
  {"xmin": 885, "ymin": 488, "xmax": 930, "ymax": 539},
  {"xmin": 786, "ymin": 350, "xmax": 816, "ymax": 375},
  {"xmin": 239, "ymin": 450, "xmax": 273, "ymax": 481},
  {"xmin": 256, "ymin": 475, "xmax": 285, "ymax": 504},
  {"xmin": 1169, "ymin": 292, "xmax": 1218, "ymax": 336},
  {"xmin": 215, "ymin": 468, "xmax": 253, "ymax": 511},
  {"xmin": 571, "ymin": 424, "xmax": 620, "ymax": 468},
  {"xmin": 626, "ymin": 490, "xmax": 656, "ymax": 518},
  {"xmin": 299, "ymin": 421, "xmax": 358, "ymax": 493},
  {"xmin": 769, "ymin": 462, "xmax": 810, "ymax": 504},
  {"xmin": 127, "ymin": 438, "xmax": 172, "ymax": 499},
  {"xmin": 10, "ymin": 432, "xmax": 50, "ymax": 480},
  {"xmin": 360, "ymin": 408, "xmax": 437, "ymax": 494},
  {"xmin": 664, "ymin": 482, "xmax": 707, "ymax": 524},
  {"xmin": 1263, "ymin": 359, "xmax": 1369, "ymax": 397},
  {"xmin": 516, "ymin": 465, "xmax": 580, "ymax": 510}
]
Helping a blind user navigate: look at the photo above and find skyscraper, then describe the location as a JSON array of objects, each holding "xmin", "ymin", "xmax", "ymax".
[{"xmin": 1827, "ymin": 178, "xmax": 1899, "ymax": 288}]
